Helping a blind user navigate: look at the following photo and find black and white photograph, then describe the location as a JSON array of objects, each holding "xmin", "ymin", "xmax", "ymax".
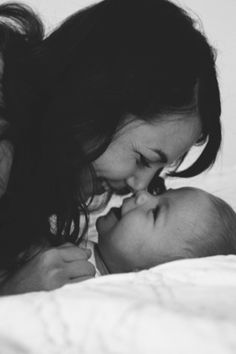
[{"xmin": 0, "ymin": 0, "xmax": 235, "ymax": 353}]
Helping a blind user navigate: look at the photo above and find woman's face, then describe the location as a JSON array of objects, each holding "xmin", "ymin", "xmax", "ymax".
[
  {"xmin": 91, "ymin": 112, "xmax": 201, "ymax": 196},
  {"xmin": 96, "ymin": 188, "xmax": 211, "ymax": 273}
]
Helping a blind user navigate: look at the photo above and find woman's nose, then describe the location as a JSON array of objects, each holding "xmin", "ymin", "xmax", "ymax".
[{"xmin": 126, "ymin": 169, "xmax": 157, "ymax": 193}]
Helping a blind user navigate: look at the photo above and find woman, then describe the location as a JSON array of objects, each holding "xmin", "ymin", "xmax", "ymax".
[{"xmin": 0, "ymin": 0, "xmax": 221, "ymax": 293}]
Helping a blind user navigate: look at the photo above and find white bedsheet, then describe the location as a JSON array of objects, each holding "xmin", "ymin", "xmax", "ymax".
[{"xmin": 0, "ymin": 255, "xmax": 236, "ymax": 354}]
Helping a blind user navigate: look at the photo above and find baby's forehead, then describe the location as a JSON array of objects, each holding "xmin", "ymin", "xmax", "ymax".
[
  {"xmin": 175, "ymin": 190, "xmax": 216, "ymax": 249},
  {"xmin": 179, "ymin": 187, "xmax": 211, "ymax": 202},
  {"xmin": 175, "ymin": 187, "xmax": 214, "ymax": 220},
  {"xmin": 191, "ymin": 188, "xmax": 215, "ymax": 207}
]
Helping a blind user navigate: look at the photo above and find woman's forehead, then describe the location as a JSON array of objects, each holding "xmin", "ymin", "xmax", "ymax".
[{"xmin": 120, "ymin": 112, "xmax": 201, "ymax": 137}]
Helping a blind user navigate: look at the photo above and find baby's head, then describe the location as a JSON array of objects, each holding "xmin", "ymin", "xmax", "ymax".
[{"xmin": 96, "ymin": 188, "xmax": 236, "ymax": 273}]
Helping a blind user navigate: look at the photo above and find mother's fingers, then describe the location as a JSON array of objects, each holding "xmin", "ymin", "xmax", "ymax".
[
  {"xmin": 57, "ymin": 244, "xmax": 91, "ymax": 262},
  {"xmin": 67, "ymin": 260, "xmax": 96, "ymax": 278}
]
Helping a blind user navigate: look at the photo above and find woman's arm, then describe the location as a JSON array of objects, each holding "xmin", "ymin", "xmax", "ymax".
[
  {"xmin": 0, "ymin": 141, "xmax": 95, "ymax": 295},
  {"xmin": 0, "ymin": 243, "xmax": 96, "ymax": 295}
]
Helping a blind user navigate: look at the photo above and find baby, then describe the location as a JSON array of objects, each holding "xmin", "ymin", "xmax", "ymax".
[{"xmin": 87, "ymin": 187, "xmax": 236, "ymax": 275}]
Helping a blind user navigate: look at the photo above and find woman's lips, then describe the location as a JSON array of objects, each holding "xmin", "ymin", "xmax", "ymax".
[
  {"xmin": 94, "ymin": 179, "xmax": 110, "ymax": 195},
  {"xmin": 107, "ymin": 183, "xmax": 131, "ymax": 196}
]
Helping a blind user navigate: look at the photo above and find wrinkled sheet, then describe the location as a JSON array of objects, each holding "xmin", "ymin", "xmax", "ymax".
[{"xmin": 0, "ymin": 255, "xmax": 236, "ymax": 354}]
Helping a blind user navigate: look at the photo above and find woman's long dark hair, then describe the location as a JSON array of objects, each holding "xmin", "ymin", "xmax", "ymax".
[{"xmin": 0, "ymin": 0, "xmax": 221, "ymax": 270}]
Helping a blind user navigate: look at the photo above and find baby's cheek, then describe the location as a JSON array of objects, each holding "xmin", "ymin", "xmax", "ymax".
[{"xmin": 117, "ymin": 220, "xmax": 143, "ymax": 250}]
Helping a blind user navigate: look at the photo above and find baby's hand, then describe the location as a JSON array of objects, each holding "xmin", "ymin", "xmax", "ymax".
[{"xmin": 0, "ymin": 243, "xmax": 95, "ymax": 295}]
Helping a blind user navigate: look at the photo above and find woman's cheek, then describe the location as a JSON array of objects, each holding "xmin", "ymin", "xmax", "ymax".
[{"xmin": 108, "ymin": 160, "xmax": 137, "ymax": 179}]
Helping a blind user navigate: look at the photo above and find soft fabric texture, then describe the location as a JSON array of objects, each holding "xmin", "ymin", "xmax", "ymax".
[
  {"xmin": 80, "ymin": 240, "xmax": 102, "ymax": 277},
  {"xmin": 0, "ymin": 255, "xmax": 236, "ymax": 354}
]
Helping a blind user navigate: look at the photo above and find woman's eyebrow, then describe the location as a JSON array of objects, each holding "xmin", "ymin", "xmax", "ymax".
[{"xmin": 150, "ymin": 148, "xmax": 168, "ymax": 164}]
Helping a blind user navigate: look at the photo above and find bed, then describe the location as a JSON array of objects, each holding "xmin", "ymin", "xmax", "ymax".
[{"xmin": 0, "ymin": 255, "xmax": 236, "ymax": 354}]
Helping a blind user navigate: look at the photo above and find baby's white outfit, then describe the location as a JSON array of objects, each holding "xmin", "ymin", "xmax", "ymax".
[{"xmin": 80, "ymin": 239, "xmax": 102, "ymax": 277}]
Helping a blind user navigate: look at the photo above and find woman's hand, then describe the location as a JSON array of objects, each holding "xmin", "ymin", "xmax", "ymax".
[{"xmin": 0, "ymin": 243, "xmax": 96, "ymax": 295}]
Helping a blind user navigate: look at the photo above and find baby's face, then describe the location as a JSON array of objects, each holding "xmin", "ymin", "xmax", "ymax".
[{"xmin": 96, "ymin": 187, "xmax": 212, "ymax": 273}]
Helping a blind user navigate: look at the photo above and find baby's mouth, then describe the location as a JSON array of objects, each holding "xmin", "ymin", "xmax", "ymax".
[{"xmin": 111, "ymin": 207, "xmax": 122, "ymax": 220}]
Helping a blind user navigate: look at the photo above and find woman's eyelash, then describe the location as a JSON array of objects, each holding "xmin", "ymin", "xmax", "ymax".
[{"xmin": 137, "ymin": 153, "xmax": 151, "ymax": 168}]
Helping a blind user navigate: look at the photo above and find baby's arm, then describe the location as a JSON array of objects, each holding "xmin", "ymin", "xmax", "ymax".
[{"xmin": 0, "ymin": 243, "xmax": 96, "ymax": 295}]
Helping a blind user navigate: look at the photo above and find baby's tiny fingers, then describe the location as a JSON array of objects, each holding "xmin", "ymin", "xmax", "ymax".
[{"xmin": 60, "ymin": 245, "xmax": 91, "ymax": 262}]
